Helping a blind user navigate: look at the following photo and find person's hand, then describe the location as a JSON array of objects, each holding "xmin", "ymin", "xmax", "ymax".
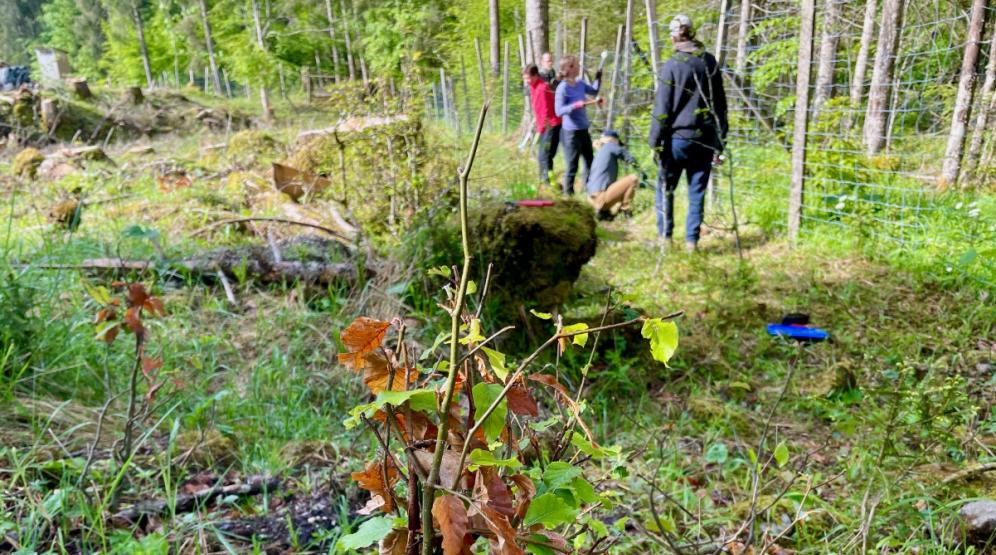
[
  {"xmin": 572, "ymin": 100, "xmax": 585, "ymax": 110},
  {"xmin": 594, "ymin": 70, "xmax": 603, "ymax": 82},
  {"xmin": 712, "ymin": 153, "xmax": 724, "ymax": 166}
]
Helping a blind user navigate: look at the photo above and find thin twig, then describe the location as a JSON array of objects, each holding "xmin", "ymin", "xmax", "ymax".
[{"xmin": 420, "ymin": 101, "xmax": 489, "ymax": 555}]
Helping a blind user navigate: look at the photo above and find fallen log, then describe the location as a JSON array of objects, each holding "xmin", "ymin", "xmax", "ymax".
[
  {"xmin": 33, "ymin": 257, "xmax": 366, "ymax": 285},
  {"xmin": 111, "ymin": 475, "xmax": 280, "ymax": 526},
  {"xmin": 28, "ymin": 236, "xmax": 370, "ymax": 286}
]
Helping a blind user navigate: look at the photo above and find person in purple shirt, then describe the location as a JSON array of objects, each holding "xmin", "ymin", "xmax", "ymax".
[{"xmin": 554, "ymin": 55, "xmax": 603, "ymax": 195}]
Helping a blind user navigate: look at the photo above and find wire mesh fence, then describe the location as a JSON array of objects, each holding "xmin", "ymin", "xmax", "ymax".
[{"xmin": 420, "ymin": 1, "xmax": 994, "ymax": 287}]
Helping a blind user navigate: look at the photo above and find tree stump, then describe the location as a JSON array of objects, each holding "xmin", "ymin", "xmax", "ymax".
[
  {"xmin": 40, "ymin": 98, "xmax": 59, "ymax": 131},
  {"xmin": 67, "ymin": 78, "xmax": 93, "ymax": 100},
  {"xmin": 123, "ymin": 86, "xmax": 144, "ymax": 105}
]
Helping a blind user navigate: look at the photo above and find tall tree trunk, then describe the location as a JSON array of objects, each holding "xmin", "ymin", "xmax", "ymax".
[
  {"xmin": 734, "ymin": 0, "xmax": 751, "ymax": 76},
  {"xmin": 965, "ymin": 12, "xmax": 996, "ymax": 178},
  {"xmin": 525, "ymin": 0, "xmax": 549, "ymax": 65},
  {"xmin": 812, "ymin": 0, "xmax": 840, "ymax": 119},
  {"xmin": 940, "ymin": 0, "xmax": 987, "ymax": 188},
  {"xmin": 490, "ymin": 0, "xmax": 500, "ymax": 75},
  {"xmin": 863, "ymin": 0, "xmax": 905, "ymax": 156},
  {"xmin": 251, "ymin": 0, "xmax": 273, "ymax": 120},
  {"xmin": 324, "ymin": 0, "xmax": 341, "ymax": 83},
  {"xmin": 131, "ymin": 1, "xmax": 154, "ymax": 88},
  {"xmin": 340, "ymin": 0, "xmax": 356, "ymax": 80},
  {"xmin": 845, "ymin": 0, "xmax": 877, "ymax": 131},
  {"xmin": 197, "ymin": 0, "xmax": 222, "ymax": 94}
]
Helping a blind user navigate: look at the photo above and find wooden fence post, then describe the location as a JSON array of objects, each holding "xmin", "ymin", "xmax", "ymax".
[
  {"xmin": 440, "ymin": 68, "xmax": 450, "ymax": 129},
  {"xmin": 645, "ymin": 0, "xmax": 660, "ymax": 88},
  {"xmin": 788, "ymin": 0, "xmax": 817, "ymax": 241},
  {"xmin": 966, "ymin": 11, "xmax": 996, "ymax": 177},
  {"xmin": 714, "ymin": 0, "xmax": 730, "ymax": 68},
  {"xmin": 502, "ymin": 41, "xmax": 510, "ymax": 134},
  {"xmin": 554, "ymin": 20, "xmax": 563, "ymax": 64},
  {"xmin": 449, "ymin": 77, "xmax": 462, "ymax": 135},
  {"xmin": 735, "ymin": 0, "xmax": 751, "ymax": 76},
  {"xmin": 579, "ymin": 17, "xmax": 588, "ymax": 79},
  {"xmin": 460, "ymin": 55, "xmax": 473, "ymax": 130},
  {"xmin": 620, "ymin": 0, "xmax": 635, "ymax": 139},
  {"xmin": 941, "ymin": 0, "xmax": 987, "ymax": 188},
  {"xmin": 606, "ymin": 24, "xmax": 625, "ymax": 130}
]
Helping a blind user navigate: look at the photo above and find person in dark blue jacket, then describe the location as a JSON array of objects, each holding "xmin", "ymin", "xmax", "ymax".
[
  {"xmin": 586, "ymin": 130, "xmax": 645, "ymax": 220},
  {"xmin": 648, "ymin": 15, "xmax": 728, "ymax": 252}
]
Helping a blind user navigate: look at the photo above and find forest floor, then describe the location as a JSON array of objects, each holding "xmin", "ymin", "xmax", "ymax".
[{"xmin": 0, "ymin": 89, "xmax": 993, "ymax": 554}]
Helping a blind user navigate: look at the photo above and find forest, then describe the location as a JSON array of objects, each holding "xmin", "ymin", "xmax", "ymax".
[{"xmin": 0, "ymin": 0, "xmax": 994, "ymax": 553}]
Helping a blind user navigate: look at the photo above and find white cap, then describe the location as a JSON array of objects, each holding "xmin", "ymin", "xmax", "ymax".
[{"xmin": 669, "ymin": 15, "xmax": 695, "ymax": 40}]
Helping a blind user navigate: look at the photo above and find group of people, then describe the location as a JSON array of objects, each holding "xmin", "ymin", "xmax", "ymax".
[{"xmin": 523, "ymin": 14, "xmax": 727, "ymax": 252}]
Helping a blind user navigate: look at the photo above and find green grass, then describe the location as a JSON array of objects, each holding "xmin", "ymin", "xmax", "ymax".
[{"xmin": 1, "ymin": 93, "xmax": 993, "ymax": 554}]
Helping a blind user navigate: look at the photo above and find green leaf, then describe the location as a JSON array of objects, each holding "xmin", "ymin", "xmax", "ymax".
[
  {"xmin": 958, "ymin": 248, "xmax": 977, "ymax": 266},
  {"xmin": 481, "ymin": 347, "xmax": 509, "ymax": 381},
  {"xmin": 571, "ymin": 477, "xmax": 598, "ymax": 504},
  {"xmin": 542, "ymin": 461, "xmax": 583, "ymax": 490},
  {"xmin": 336, "ymin": 516, "xmax": 393, "ymax": 550},
  {"xmin": 419, "ymin": 331, "xmax": 449, "ymax": 361},
  {"xmin": 81, "ymin": 279, "xmax": 111, "ymax": 305},
  {"xmin": 587, "ymin": 516, "xmax": 609, "ymax": 538},
  {"xmin": 467, "ymin": 449, "xmax": 522, "ymax": 471},
  {"xmin": 466, "ymin": 280, "xmax": 478, "ymax": 295},
  {"xmin": 641, "ymin": 318, "xmax": 679, "ymax": 366},
  {"xmin": 646, "ymin": 514, "xmax": 677, "ymax": 534},
  {"xmin": 523, "ymin": 492, "xmax": 578, "ymax": 529},
  {"xmin": 705, "ymin": 443, "xmax": 728, "ymax": 465},
  {"xmin": 570, "ymin": 432, "xmax": 621, "ymax": 459},
  {"xmin": 526, "ymin": 535, "xmax": 557, "ymax": 555},
  {"xmin": 773, "ymin": 442, "xmax": 790, "ymax": 468},
  {"xmin": 472, "ymin": 383, "xmax": 507, "ymax": 443},
  {"xmin": 562, "ymin": 323, "xmax": 589, "ymax": 347},
  {"xmin": 459, "ymin": 318, "xmax": 486, "ymax": 345},
  {"xmin": 343, "ymin": 388, "xmax": 437, "ymax": 429},
  {"xmin": 529, "ymin": 309, "xmax": 552, "ymax": 320},
  {"xmin": 428, "ymin": 265, "xmax": 451, "ymax": 278}
]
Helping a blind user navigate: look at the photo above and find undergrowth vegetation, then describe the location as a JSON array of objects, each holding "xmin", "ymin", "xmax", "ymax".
[{"xmin": 0, "ymin": 85, "xmax": 992, "ymax": 555}]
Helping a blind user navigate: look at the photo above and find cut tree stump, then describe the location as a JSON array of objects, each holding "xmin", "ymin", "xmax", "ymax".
[
  {"xmin": 124, "ymin": 86, "xmax": 144, "ymax": 105},
  {"xmin": 67, "ymin": 77, "xmax": 93, "ymax": 100}
]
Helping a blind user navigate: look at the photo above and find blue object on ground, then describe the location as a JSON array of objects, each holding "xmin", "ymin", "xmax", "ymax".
[{"xmin": 766, "ymin": 324, "xmax": 829, "ymax": 342}]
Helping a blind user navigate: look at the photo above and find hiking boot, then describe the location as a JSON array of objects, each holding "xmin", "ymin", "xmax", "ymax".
[
  {"xmin": 685, "ymin": 241, "xmax": 698, "ymax": 253},
  {"xmin": 597, "ymin": 210, "xmax": 614, "ymax": 221}
]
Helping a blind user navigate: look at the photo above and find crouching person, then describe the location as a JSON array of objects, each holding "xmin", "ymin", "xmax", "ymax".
[{"xmin": 587, "ymin": 130, "xmax": 642, "ymax": 220}]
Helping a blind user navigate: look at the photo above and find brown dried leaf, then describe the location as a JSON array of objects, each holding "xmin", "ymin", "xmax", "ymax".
[
  {"xmin": 126, "ymin": 283, "xmax": 148, "ymax": 308},
  {"xmin": 432, "ymin": 494, "xmax": 468, "ymax": 555},
  {"xmin": 479, "ymin": 467, "xmax": 514, "ymax": 518},
  {"xmin": 506, "ymin": 385, "xmax": 538, "ymax": 417},
  {"xmin": 101, "ymin": 324, "xmax": 121, "ymax": 344},
  {"xmin": 143, "ymin": 297, "xmax": 166, "ymax": 316},
  {"xmin": 507, "ymin": 474, "xmax": 535, "ymax": 523},
  {"xmin": 379, "ymin": 529, "xmax": 409, "ymax": 555},
  {"xmin": 123, "ymin": 306, "xmax": 144, "ymax": 337},
  {"xmin": 414, "ymin": 449, "xmax": 465, "ymax": 489},
  {"xmin": 357, "ymin": 494, "xmax": 386, "ymax": 515},
  {"xmin": 351, "ymin": 461, "xmax": 400, "ymax": 513},
  {"xmin": 363, "ymin": 351, "xmax": 416, "ymax": 394},
  {"xmin": 338, "ymin": 317, "xmax": 392, "ymax": 370},
  {"xmin": 479, "ymin": 505, "xmax": 524, "ymax": 555},
  {"xmin": 93, "ymin": 307, "xmax": 115, "ymax": 324}
]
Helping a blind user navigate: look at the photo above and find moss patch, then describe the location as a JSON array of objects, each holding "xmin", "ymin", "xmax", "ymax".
[
  {"xmin": 12, "ymin": 147, "xmax": 44, "ymax": 178},
  {"xmin": 225, "ymin": 130, "xmax": 282, "ymax": 169},
  {"xmin": 471, "ymin": 198, "xmax": 597, "ymax": 308}
]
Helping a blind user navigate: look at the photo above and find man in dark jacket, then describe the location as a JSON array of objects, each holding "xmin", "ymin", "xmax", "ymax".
[{"xmin": 648, "ymin": 15, "xmax": 728, "ymax": 251}]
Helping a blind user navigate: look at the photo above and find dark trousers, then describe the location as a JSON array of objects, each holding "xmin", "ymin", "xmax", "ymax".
[
  {"xmin": 656, "ymin": 137, "xmax": 713, "ymax": 242},
  {"xmin": 538, "ymin": 124, "xmax": 561, "ymax": 182},
  {"xmin": 561, "ymin": 128, "xmax": 593, "ymax": 195}
]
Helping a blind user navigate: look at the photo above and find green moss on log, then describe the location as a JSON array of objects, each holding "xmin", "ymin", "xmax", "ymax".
[
  {"xmin": 12, "ymin": 148, "xmax": 45, "ymax": 178},
  {"xmin": 471, "ymin": 198, "xmax": 597, "ymax": 308}
]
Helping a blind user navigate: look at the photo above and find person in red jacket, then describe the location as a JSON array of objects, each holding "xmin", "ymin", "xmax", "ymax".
[{"xmin": 524, "ymin": 64, "xmax": 562, "ymax": 186}]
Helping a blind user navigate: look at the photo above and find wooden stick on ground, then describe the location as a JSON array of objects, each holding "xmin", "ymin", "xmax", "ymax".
[{"xmin": 111, "ymin": 475, "xmax": 280, "ymax": 525}]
